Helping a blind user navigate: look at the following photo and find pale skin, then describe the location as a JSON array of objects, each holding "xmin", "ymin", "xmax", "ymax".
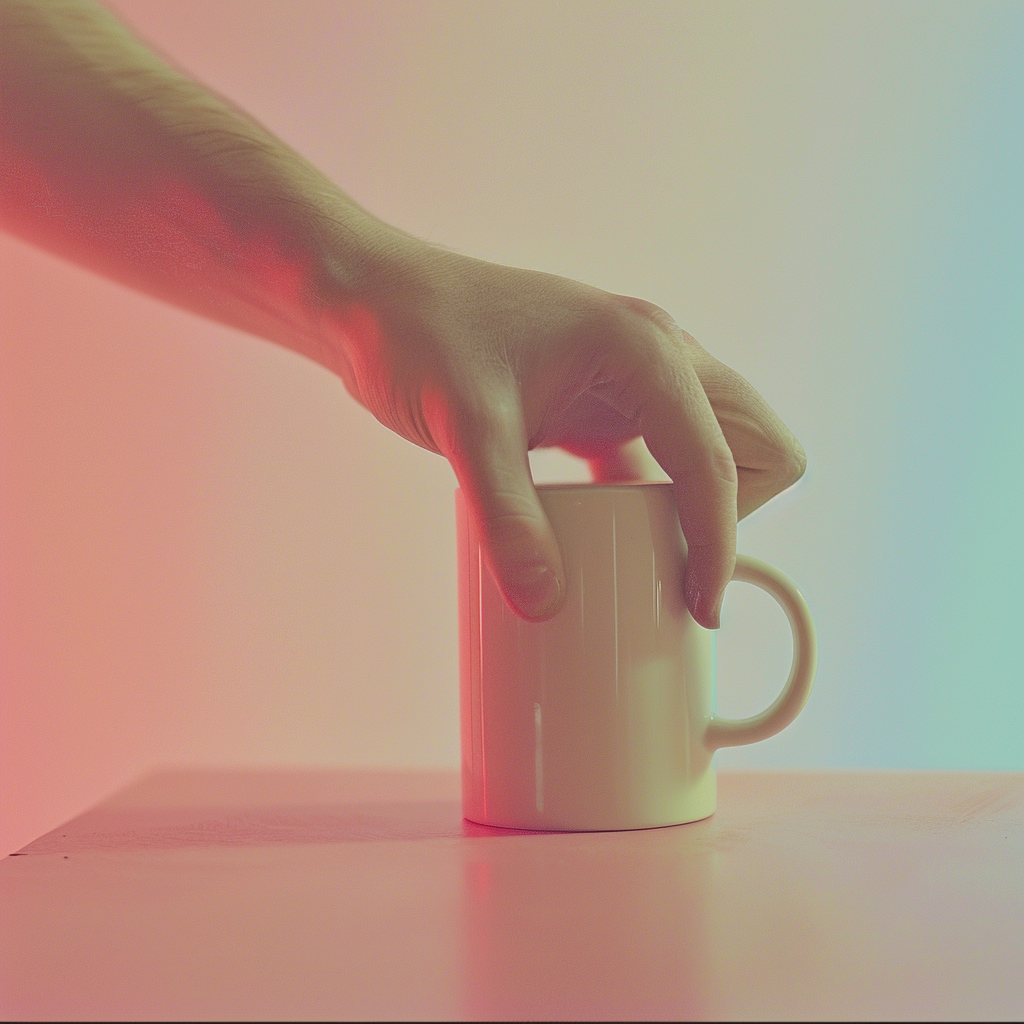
[{"xmin": 0, "ymin": 0, "xmax": 806, "ymax": 629}]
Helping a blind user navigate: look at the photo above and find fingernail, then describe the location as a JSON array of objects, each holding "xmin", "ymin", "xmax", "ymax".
[
  {"xmin": 686, "ymin": 583, "xmax": 721, "ymax": 630},
  {"xmin": 508, "ymin": 564, "xmax": 562, "ymax": 620}
]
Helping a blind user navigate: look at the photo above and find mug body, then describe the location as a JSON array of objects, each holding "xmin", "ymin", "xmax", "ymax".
[{"xmin": 457, "ymin": 483, "xmax": 716, "ymax": 831}]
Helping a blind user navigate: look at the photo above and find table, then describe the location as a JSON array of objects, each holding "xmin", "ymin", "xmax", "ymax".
[{"xmin": 2, "ymin": 769, "xmax": 1021, "ymax": 1021}]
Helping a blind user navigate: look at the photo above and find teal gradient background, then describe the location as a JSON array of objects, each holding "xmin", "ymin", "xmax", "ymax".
[
  {"xmin": 864, "ymin": 6, "xmax": 1024, "ymax": 768},
  {"xmin": 2, "ymin": 1, "xmax": 1022, "ymax": 855}
]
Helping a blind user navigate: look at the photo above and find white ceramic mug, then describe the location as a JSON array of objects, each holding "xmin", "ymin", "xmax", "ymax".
[{"xmin": 457, "ymin": 482, "xmax": 816, "ymax": 831}]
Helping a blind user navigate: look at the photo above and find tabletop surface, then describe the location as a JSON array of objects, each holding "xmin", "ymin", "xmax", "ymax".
[{"xmin": 1, "ymin": 769, "xmax": 1022, "ymax": 1021}]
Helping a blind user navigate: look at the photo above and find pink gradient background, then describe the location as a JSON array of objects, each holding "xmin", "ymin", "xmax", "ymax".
[{"xmin": 2, "ymin": 1, "xmax": 1015, "ymax": 854}]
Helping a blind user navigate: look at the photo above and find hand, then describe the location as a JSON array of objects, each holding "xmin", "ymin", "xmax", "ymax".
[
  {"xmin": 0, "ymin": 1, "xmax": 804, "ymax": 630},
  {"xmin": 326, "ymin": 240, "xmax": 806, "ymax": 629}
]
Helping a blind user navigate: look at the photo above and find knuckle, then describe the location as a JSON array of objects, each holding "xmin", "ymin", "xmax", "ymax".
[
  {"xmin": 672, "ymin": 448, "xmax": 739, "ymax": 494},
  {"xmin": 617, "ymin": 297, "xmax": 700, "ymax": 359},
  {"xmin": 787, "ymin": 441, "xmax": 808, "ymax": 483},
  {"xmin": 575, "ymin": 294, "xmax": 641, "ymax": 360},
  {"xmin": 476, "ymin": 495, "xmax": 549, "ymax": 565},
  {"xmin": 595, "ymin": 295, "xmax": 680, "ymax": 364},
  {"xmin": 707, "ymin": 448, "xmax": 740, "ymax": 491},
  {"xmin": 768, "ymin": 435, "xmax": 807, "ymax": 488},
  {"xmin": 614, "ymin": 294, "xmax": 681, "ymax": 335},
  {"xmin": 450, "ymin": 379, "xmax": 518, "ymax": 431},
  {"xmin": 440, "ymin": 390, "xmax": 521, "ymax": 458},
  {"xmin": 478, "ymin": 490, "xmax": 541, "ymax": 532}
]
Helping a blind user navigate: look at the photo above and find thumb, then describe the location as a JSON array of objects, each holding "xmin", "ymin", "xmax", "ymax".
[{"xmin": 443, "ymin": 393, "xmax": 565, "ymax": 621}]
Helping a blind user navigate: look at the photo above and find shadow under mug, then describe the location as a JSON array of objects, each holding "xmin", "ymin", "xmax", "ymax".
[{"xmin": 457, "ymin": 482, "xmax": 817, "ymax": 832}]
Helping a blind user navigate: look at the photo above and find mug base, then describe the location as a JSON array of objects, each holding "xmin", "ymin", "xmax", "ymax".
[
  {"xmin": 462, "ymin": 808, "xmax": 716, "ymax": 833},
  {"xmin": 461, "ymin": 768, "xmax": 718, "ymax": 833}
]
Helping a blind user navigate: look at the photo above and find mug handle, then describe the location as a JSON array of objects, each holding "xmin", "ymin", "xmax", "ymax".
[{"xmin": 703, "ymin": 554, "xmax": 817, "ymax": 750}]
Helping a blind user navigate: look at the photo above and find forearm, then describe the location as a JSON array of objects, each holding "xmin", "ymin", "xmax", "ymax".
[{"xmin": 0, "ymin": 0, "xmax": 410, "ymax": 370}]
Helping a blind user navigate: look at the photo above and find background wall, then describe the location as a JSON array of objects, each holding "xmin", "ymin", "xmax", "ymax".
[{"xmin": 3, "ymin": 1, "xmax": 1021, "ymax": 855}]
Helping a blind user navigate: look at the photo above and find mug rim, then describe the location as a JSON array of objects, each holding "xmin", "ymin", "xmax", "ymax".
[{"xmin": 532, "ymin": 481, "xmax": 673, "ymax": 491}]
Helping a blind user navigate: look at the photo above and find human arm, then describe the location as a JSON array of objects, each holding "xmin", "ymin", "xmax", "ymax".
[{"xmin": 0, "ymin": 0, "xmax": 805, "ymax": 628}]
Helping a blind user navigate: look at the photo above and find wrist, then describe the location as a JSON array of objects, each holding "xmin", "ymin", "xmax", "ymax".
[
  {"xmin": 306, "ymin": 204, "xmax": 437, "ymax": 380},
  {"xmin": 143, "ymin": 132, "xmax": 428, "ymax": 375}
]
